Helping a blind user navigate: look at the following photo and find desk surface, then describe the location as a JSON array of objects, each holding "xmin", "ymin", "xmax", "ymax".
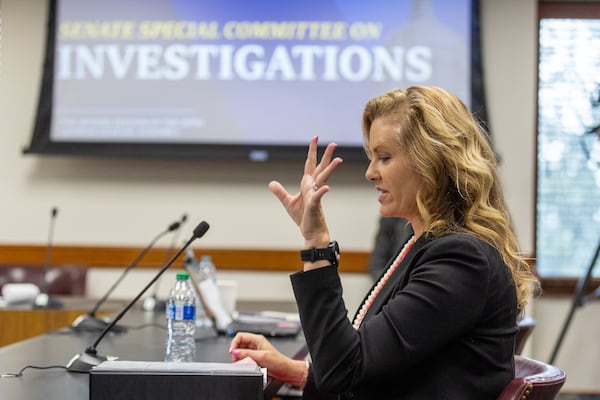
[{"xmin": 0, "ymin": 300, "xmax": 305, "ymax": 400}]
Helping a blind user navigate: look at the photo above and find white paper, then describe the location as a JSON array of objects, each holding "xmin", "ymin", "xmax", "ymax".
[
  {"xmin": 198, "ymin": 279, "xmax": 234, "ymax": 330},
  {"xmin": 92, "ymin": 361, "xmax": 261, "ymax": 375}
]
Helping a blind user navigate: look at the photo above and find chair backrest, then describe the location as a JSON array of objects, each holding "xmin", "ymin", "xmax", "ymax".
[
  {"xmin": 497, "ymin": 355, "xmax": 566, "ymax": 400},
  {"xmin": 515, "ymin": 316, "xmax": 537, "ymax": 355},
  {"xmin": 0, "ymin": 264, "xmax": 87, "ymax": 295}
]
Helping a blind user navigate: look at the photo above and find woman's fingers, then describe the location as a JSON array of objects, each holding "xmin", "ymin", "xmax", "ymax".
[
  {"xmin": 319, "ymin": 143, "xmax": 342, "ymax": 177},
  {"xmin": 310, "ymin": 142, "xmax": 343, "ymax": 190},
  {"xmin": 230, "ymin": 347, "xmax": 258, "ymax": 363},
  {"xmin": 304, "ymin": 136, "xmax": 319, "ymax": 176},
  {"xmin": 229, "ymin": 332, "xmax": 264, "ymax": 353},
  {"xmin": 268, "ymin": 181, "xmax": 289, "ymax": 205},
  {"xmin": 268, "ymin": 139, "xmax": 343, "ymax": 241},
  {"xmin": 269, "ymin": 180, "xmax": 304, "ymax": 226},
  {"xmin": 229, "ymin": 333, "xmax": 285, "ymax": 370}
]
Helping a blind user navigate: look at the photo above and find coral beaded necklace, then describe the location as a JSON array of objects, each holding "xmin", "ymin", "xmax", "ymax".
[{"xmin": 352, "ymin": 236, "xmax": 416, "ymax": 329}]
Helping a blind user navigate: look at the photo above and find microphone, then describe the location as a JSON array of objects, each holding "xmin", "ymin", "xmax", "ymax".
[
  {"xmin": 66, "ymin": 221, "xmax": 209, "ymax": 373},
  {"xmin": 34, "ymin": 206, "xmax": 63, "ymax": 309},
  {"xmin": 143, "ymin": 214, "xmax": 188, "ymax": 312},
  {"xmin": 71, "ymin": 217, "xmax": 185, "ymax": 333}
]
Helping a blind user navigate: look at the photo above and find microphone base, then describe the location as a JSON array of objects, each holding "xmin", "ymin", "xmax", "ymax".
[
  {"xmin": 142, "ymin": 296, "xmax": 166, "ymax": 312},
  {"xmin": 66, "ymin": 349, "xmax": 113, "ymax": 373},
  {"xmin": 71, "ymin": 314, "xmax": 127, "ymax": 334},
  {"xmin": 33, "ymin": 293, "xmax": 64, "ymax": 309}
]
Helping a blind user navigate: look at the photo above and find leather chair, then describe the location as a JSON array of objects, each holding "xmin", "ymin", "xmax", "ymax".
[
  {"xmin": 497, "ymin": 355, "xmax": 566, "ymax": 400},
  {"xmin": 516, "ymin": 316, "xmax": 537, "ymax": 355},
  {"xmin": 0, "ymin": 264, "xmax": 87, "ymax": 296}
]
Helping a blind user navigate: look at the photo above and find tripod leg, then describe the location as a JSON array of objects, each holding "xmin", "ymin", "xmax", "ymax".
[
  {"xmin": 549, "ymin": 239, "xmax": 600, "ymax": 364},
  {"xmin": 549, "ymin": 300, "xmax": 578, "ymax": 364}
]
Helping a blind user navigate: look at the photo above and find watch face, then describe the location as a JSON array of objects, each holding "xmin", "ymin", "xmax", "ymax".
[
  {"xmin": 331, "ymin": 241, "xmax": 339, "ymax": 255},
  {"xmin": 324, "ymin": 241, "xmax": 339, "ymax": 264},
  {"xmin": 330, "ymin": 241, "xmax": 340, "ymax": 264}
]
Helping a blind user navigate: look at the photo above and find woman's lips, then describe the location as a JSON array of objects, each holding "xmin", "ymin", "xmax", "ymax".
[{"xmin": 376, "ymin": 187, "xmax": 387, "ymax": 203}]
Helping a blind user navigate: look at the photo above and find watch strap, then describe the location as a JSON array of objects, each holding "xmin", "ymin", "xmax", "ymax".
[{"xmin": 300, "ymin": 241, "xmax": 339, "ymax": 264}]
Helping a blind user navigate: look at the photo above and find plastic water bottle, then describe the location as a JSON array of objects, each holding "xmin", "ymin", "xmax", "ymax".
[
  {"xmin": 164, "ymin": 272, "xmax": 196, "ymax": 362},
  {"xmin": 183, "ymin": 248, "xmax": 216, "ymax": 335},
  {"xmin": 195, "ymin": 255, "xmax": 233, "ymax": 330},
  {"xmin": 198, "ymin": 255, "xmax": 218, "ymax": 283}
]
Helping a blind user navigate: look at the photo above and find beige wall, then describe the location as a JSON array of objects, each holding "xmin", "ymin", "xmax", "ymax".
[{"xmin": 1, "ymin": 0, "xmax": 597, "ymax": 393}]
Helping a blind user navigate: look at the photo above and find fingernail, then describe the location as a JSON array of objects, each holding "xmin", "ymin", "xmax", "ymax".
[{"xmin": 231, "ymin": 349, "xmax": 241, "ymax": 355}]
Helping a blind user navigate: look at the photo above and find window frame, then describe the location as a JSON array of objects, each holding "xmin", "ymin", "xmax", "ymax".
[{"xmin": 536, "ymin": 1, "xmax": 600, "ymax": 293}]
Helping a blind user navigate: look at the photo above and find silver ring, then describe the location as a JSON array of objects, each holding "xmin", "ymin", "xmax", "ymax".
[{"xmin": 312, "ymin": 182, "xmax": 320, "ymax": 191}]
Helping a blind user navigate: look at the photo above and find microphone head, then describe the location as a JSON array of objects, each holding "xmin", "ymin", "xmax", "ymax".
[
  {"xmin": 193, "ymin": 221, "xmax": 210, "ymax": 239},
  {"xmin": 51, "ymin": 207, "xmax": 58, "ymax": 217},
  {"xmin": 167, "ymin": 214, "xmax": 188, "ymax": 232},
  {"xmin": 167, "ymin": 221, "xmax": 181, "ymax": 232}
]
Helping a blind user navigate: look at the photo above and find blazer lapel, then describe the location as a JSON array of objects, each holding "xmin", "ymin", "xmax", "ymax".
[{"xmin": 358, "ymin": 238, "xmax": 422, "ymax": 323}]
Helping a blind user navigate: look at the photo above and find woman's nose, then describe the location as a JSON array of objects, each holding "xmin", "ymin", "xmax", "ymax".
[{"xmin": 365, "ymin": 161, "xmax": 376, "ymax": 181}]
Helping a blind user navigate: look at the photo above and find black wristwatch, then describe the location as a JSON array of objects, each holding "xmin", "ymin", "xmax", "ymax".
[{"xmin": 300, "ymin": 241, "xmax": 340, "ymax": 266}]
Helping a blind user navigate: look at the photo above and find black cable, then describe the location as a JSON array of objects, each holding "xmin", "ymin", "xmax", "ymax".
[{"xmin": 1, "ymin": 365, "xmax": 69, "ymax": 378}]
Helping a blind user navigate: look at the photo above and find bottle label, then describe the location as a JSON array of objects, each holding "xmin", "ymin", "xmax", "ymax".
[
  {"xmin": 167, "ymin": 304, "xmax": 196, "ymax": 321},
  {"xmin": 183, "ymin": 304, "xmax": 196, "ymax": 320}
]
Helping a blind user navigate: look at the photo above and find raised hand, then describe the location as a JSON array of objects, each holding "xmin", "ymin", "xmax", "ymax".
[{"xmin": 268, "ymin": 136, "xmax": 343, "ymax": 249}]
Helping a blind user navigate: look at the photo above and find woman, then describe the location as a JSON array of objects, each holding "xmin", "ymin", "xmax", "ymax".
[{"xmin": 229, "ymin": 86, "xmax": 539, "ymax": 399}]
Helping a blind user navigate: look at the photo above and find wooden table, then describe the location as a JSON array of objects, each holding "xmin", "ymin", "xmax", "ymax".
[
  {"xmin": 0, "ymin": 298, "xmax": 298, "ymax": 347},
  {"xmin": 0, "ymin": 298, "xmax": 121, "ymax": 347}
]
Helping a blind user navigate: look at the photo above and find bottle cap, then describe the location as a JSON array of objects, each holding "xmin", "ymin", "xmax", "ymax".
[{"xmin": 176, "ymin": 272, "xmax": 190, "ymax": 280}]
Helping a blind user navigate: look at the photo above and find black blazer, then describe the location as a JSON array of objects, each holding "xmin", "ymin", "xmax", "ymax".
[{"xmin": 291, "ymin": 233, "xmax": 517, "ymax": 400}]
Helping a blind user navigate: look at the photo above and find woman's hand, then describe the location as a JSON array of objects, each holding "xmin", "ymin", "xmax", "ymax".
[
  {"xmin": 229, "ymin": 332, "xmax": 307, "ymax": 387},
  {"xmin": 268, "ymin": 137, "xmax": 343, "ymax": 249}
]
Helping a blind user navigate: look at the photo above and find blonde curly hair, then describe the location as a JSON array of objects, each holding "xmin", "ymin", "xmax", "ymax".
[{"xmin": 362, "ymin": 86, "xmax": 539, "ymax": 313}]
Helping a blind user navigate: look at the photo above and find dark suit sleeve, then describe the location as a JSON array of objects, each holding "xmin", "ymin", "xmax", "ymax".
[
  {"xmin": 302, "ymin": 365, "xmax": 338, "ymax": 400},
  {"xmin": 291, "ymin": 235, "xmax": 503, "ymax": 394}
]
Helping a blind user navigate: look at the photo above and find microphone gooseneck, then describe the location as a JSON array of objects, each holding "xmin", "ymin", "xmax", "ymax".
[
  {"xmin": 66, "ymin": 221, "xmax": 210, "ymax": 373},
  {"xmin": 71, "ymin": 218, "xmax": 184, "ymax": 333},
  {"xmin": 43, "ymin": 207, "xmax": 58, "ymax": 295},
  {"xmin": 34, "ymin": 206, "xmax": 62, "ymax": 309},
  {"xmin": 144, "ymin": 214, "xmax": 188, "ymax": 312}
]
